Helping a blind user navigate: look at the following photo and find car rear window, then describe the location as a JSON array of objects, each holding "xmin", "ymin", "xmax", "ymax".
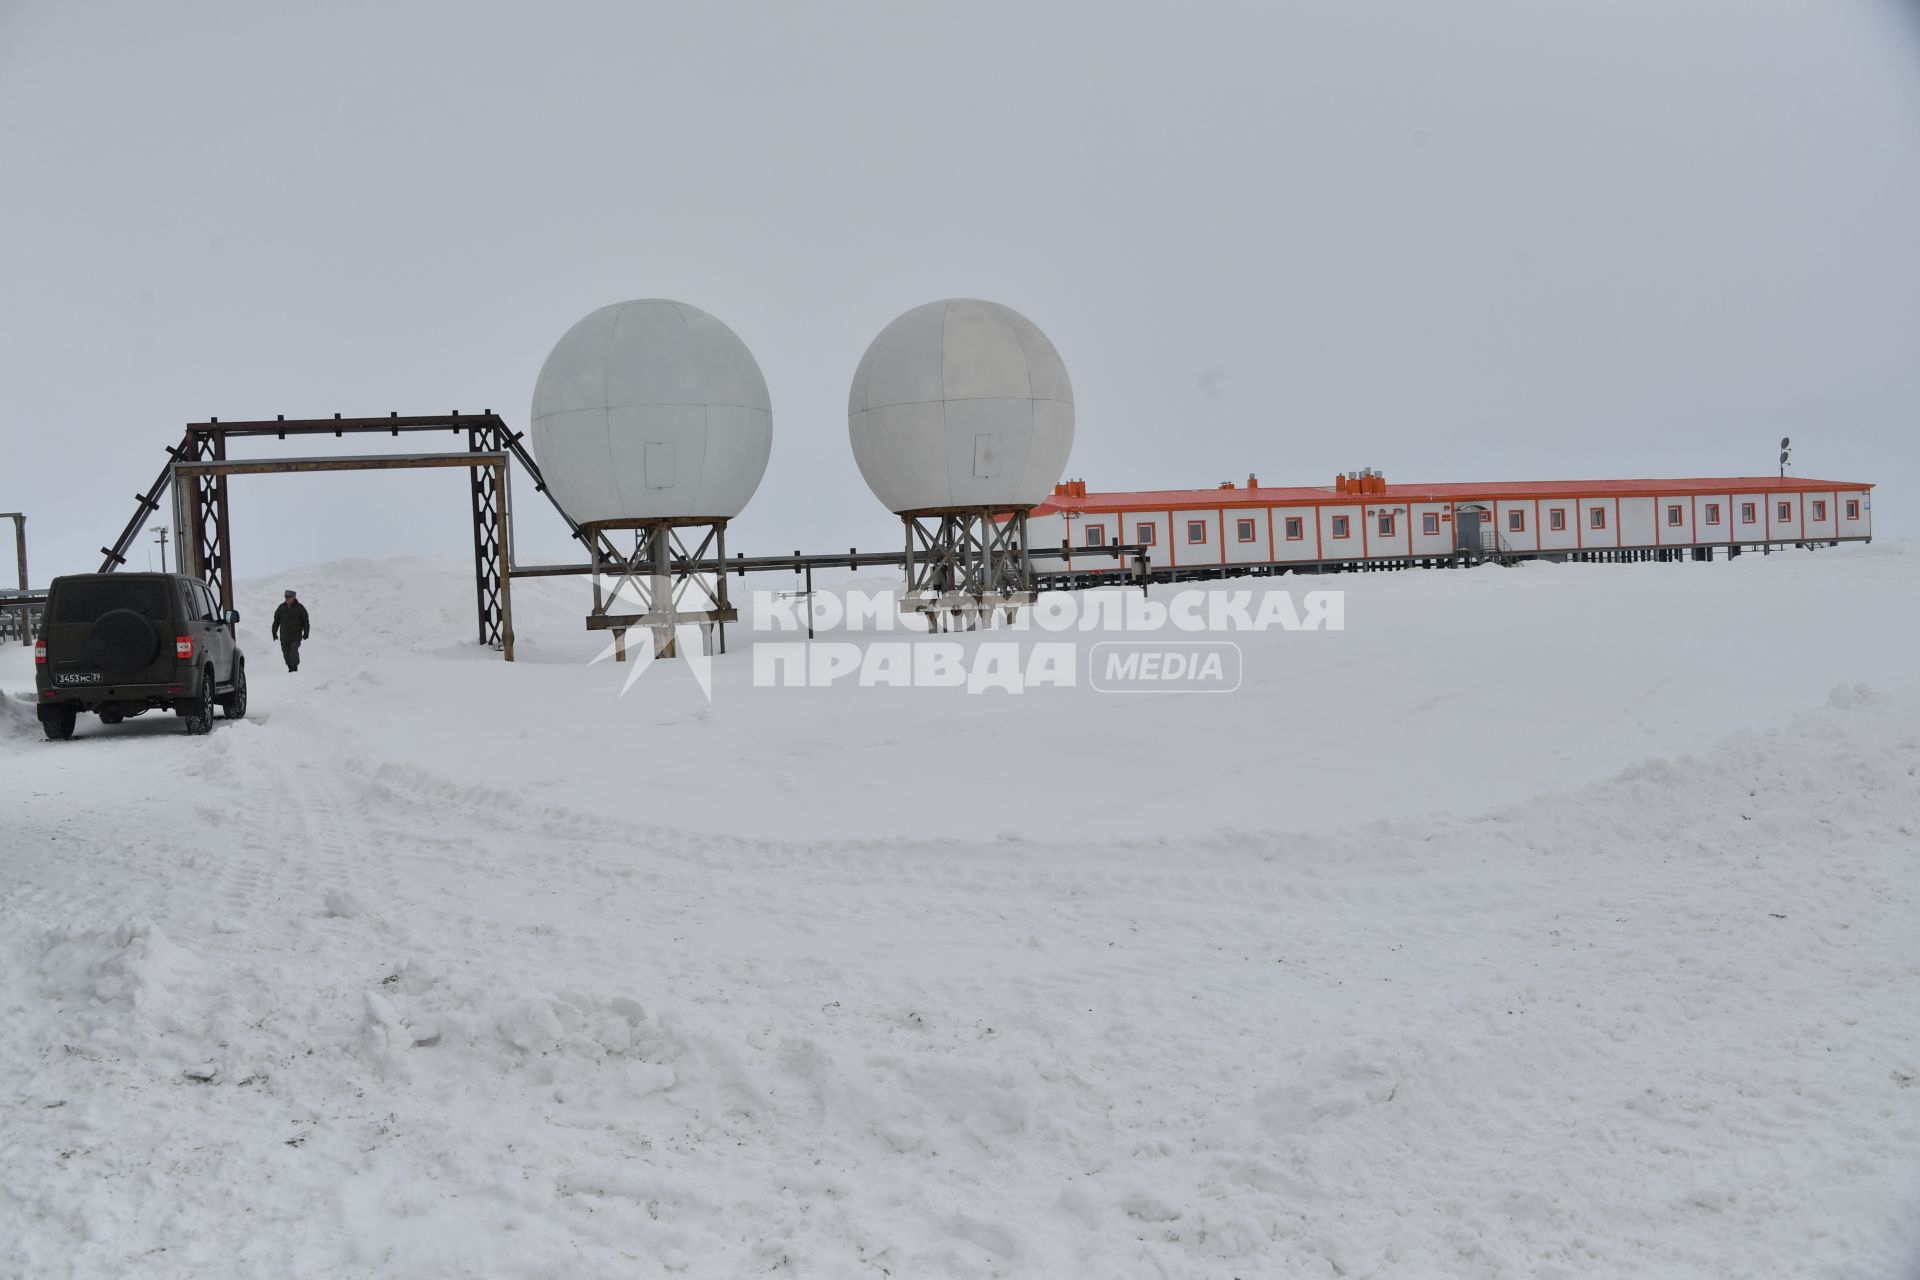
[{"xmin": 52, "ymin": 578, "xmax": 173, "ymax": 624}]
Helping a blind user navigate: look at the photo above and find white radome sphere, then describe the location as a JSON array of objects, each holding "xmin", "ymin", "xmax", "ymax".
[
  {"xmin": 848, "ymin": 298, "xmax": 1074, "ymax": 514},
  {"xmin": 531, "ymin": 299, "xmax": 772, "ymax": 524}
]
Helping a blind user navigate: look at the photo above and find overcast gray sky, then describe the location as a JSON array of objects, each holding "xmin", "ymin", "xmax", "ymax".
[{"xmin": 3, "ymin": 0, "xmax": 1916, "ymax": 583}]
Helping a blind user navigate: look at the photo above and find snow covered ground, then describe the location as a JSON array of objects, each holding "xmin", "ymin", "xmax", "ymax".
[{"xmin": 3, "ymin": 545, "xmax": 1918, "ymax": 1278}]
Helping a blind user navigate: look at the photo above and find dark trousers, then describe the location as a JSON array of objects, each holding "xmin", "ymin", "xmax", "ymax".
[{"xmin": 280, "ymin": 636, "xmax": 302, "ymax": 671}]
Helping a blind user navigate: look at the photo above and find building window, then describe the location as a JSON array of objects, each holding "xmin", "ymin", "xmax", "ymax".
[
  {"xmin": 1186, "ymin": 520, "xmax": 1207, "ymax": 544},
  {"xmin": 1331, "ymin": 515, "xmax": 1351, "ymax": 539},
  {"xmin": 1236, "ymin": 518, "xmax": 1257, "ymax": 543},
  {"xmin": 1846, "ymin": 500, "xmax": 1860, "ymax": 520},
  {"xmin": 1422, "ymin": 512, "xmax": 1440, "ymax": 536},
  {"xmin": 1085, "ymin": 524, "xmax": 1106, "ymax": 548},
  {"xmin": 1704, "ymin": 503, "xmax": 1721, "ymax": 526},
  {"xmin": 1589, "ymin": 507, "xmax": 1607, "ymax": 530},
  {"xmin": 1812, "ymin": 500, "xmax": 1826, "ymax": 521},
  {"xmin": 1666, "ymin": 504, "xmax": 1683, "ymax": 527},
  {"xmin": 1136, "ymin": 522, "xmax": 1156, "ymax": 546},
  {"xmin": 1508, "ymin": 509, "xmax": 1525, "ymax": 533},
  {"xmin": 1549, "ymin": 508, "xmax": 1566, "ymax": 532},
  {"xmin": 1777, "ymin": 501, "xmax": 1792, "ymax": 522},
  {"xmin": 1377, "ymin": 513, "xmax": 1395, "ymax": 536},
  {"xmin": 1741, "ymin": 502, "xmax": 1756, "ymax": 524},
  {"xmin": 1284, "ymin": 516, "xmax": 1304, "ymax": 541}
]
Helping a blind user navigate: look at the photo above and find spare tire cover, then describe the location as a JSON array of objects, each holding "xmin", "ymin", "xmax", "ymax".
[{"xmin": 87, "ymin": 608, "xmax": 162, "ymax": 674}]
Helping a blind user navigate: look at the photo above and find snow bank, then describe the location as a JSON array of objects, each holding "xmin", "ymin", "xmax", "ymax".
[{"xmin": 1, "ymin": 688, "xmax": 40, "ymax": 738}]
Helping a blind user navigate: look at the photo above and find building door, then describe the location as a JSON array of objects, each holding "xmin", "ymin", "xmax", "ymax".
[{"xmin": 1455, "ymin": 508, "xmax": 1482, "ymax": 551}]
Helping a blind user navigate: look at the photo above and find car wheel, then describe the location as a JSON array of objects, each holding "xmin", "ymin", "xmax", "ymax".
[
  {"xmin": 182, "ymin": 671, "xmax": 216, "ymax": 735},
  {"xmin": 99, "ymin": 710, "xmax": 124, "ymax": 724},
  {"xmin": 220, "ymin": 660, "xmax": 248, "ymax": 719},
  {"xmin": 41, "ymin": 705, "xmax": 77, "ymax": 741}
]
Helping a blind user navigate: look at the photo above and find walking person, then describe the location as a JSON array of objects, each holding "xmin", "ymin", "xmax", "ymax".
[{"xmin": 271, "ymin": 589, "xmax": 310, "ymax": 672}]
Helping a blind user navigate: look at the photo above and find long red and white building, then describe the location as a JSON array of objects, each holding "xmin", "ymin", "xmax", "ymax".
[{"xmin": 1028, "ymin": 472, "xmax": 1874, "ymax": 577}]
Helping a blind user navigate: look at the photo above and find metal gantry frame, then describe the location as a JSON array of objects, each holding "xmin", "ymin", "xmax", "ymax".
[{"xmin": 96, "ymin": 413, "xmax": 581, "ymax": 662}]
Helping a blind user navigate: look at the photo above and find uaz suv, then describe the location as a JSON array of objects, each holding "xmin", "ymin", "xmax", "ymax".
[{"xmin": 34, "ymin": 573, "xmax": 247, "ymax": 739}]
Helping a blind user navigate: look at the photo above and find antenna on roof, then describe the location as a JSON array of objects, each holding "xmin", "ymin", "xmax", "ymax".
[{"xmin": 1779, "ymin": 436, "xmax": 1791, "ymax": 478}]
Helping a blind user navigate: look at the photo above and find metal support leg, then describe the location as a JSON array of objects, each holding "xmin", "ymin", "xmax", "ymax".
[
  {"xmin": 209, "ymin": 432, "xmax": 234, "ymax": 608},
  {"xmin": 649, "ymin": 525, "xmax": 674, "ymax": 659},
  {"xmin": 468, "ymin": 425, "xmax": 511, "ymax": 652},
  {"xmin": 715, "ymin": 522, "xmax": 728, "ymax": 655},
  {"xmin": 494, "ymin": 459, "xmax": 514, "ymax": 662},
  {"xmin": 10, "ymin": 515, "xmax": 28, "ymax": 645}
]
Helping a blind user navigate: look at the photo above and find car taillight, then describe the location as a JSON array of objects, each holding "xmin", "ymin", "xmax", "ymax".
[
  {"xmin": 176, "ymin": 636, "xmax": 194, "ymax": 660},
  {"xmin": 34, "ymin": 639, "xmax": 45, "ymax": 664}
]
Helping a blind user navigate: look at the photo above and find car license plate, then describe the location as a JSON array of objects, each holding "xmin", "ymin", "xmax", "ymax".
[{"xmin": 53, "ymin": 672, "xmax": 102, "ymax": 685}]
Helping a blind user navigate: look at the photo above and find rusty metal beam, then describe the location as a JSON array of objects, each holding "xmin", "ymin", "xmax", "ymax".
[
  {"xmin": 186, "ymin": 413, "xmax": 507, "ymax": 437},
  {"xmin": 173, "ymin": 451, "xmax": 506, "ymax": 477}
]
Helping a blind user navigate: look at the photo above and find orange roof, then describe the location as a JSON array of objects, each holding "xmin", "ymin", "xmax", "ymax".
[{"xmin": 1032, "ymin": 475, "xmax": 1873, "ymax": 515}]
